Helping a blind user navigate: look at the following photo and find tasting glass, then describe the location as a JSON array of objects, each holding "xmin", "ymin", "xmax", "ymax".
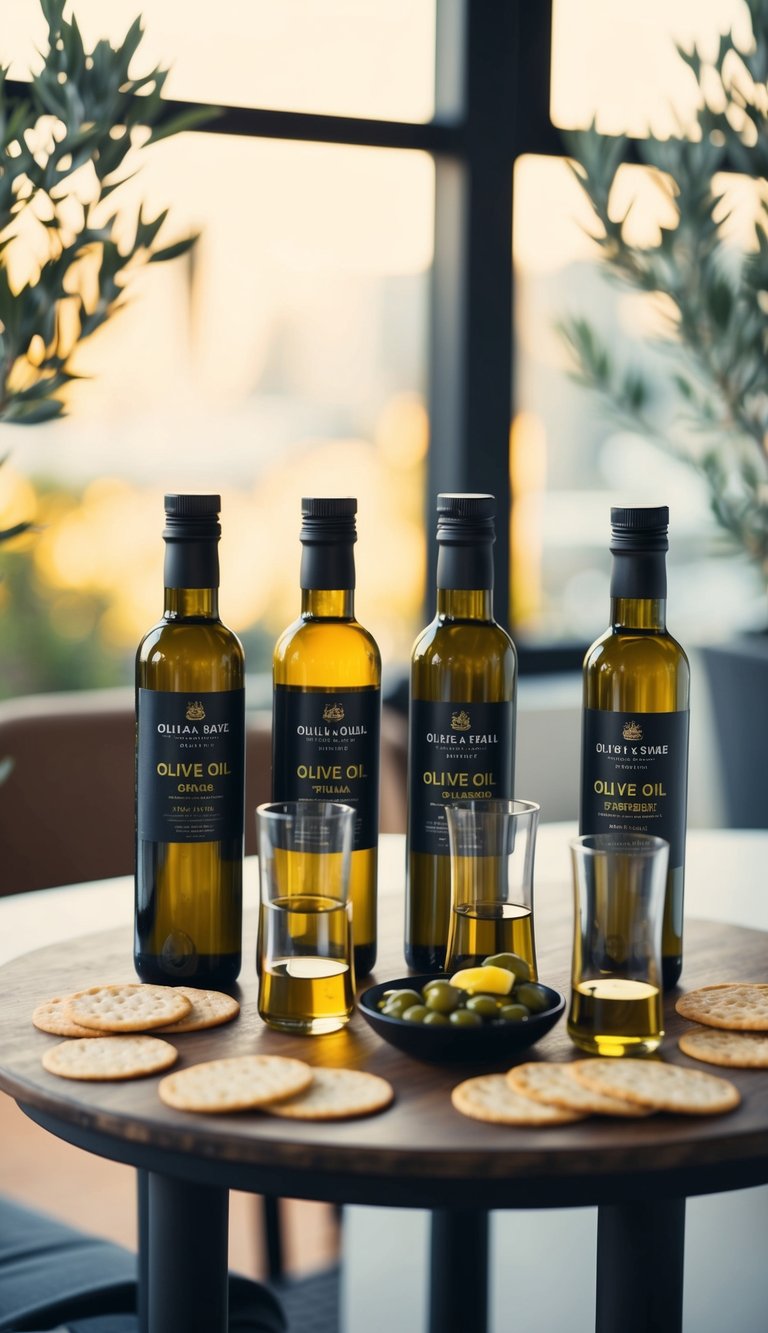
[
  {"xmin": 567, "ymin": 833, "xmax": 668, "ymax": 1057},
  {"xmin": 444, "ymin": 799, "xmax": 540, "ymax": 978},
  {"xmin": 256, "ymin": 800, "xmax": 355, "ymax": 1034}
]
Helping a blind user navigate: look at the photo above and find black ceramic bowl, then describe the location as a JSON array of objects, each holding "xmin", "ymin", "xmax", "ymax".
[{"xmin": 358, "ymin": 974, "xmax": 566, "ymax": 1064}]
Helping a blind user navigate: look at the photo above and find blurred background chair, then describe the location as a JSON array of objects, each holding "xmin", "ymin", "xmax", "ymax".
[
  {"xmin": 0, "ymin": 688, "xmax": 408, "ymax": 897},
  {"xmin": 0, "ymin": 688, "xmax": 135, "ymax": 897}
]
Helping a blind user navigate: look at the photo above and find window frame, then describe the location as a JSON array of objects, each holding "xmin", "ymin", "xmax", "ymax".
[{"xmin": 9, "ymin": 0, "xmax": 571, "ymax": 662}]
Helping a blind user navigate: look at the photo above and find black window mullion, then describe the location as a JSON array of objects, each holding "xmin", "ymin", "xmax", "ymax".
[
  {"xmin": 426, "ymin": 0, "xmax": 560, "ymax": 637},
  {"xmin": 5, "ymin": 78, "xmax": 462, "ymax": 154},
  {"xmin": 426, "ymin": 0, "xmax": 519, "ymax": 627}
]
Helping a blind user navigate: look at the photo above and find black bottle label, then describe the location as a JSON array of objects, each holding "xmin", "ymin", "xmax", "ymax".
[
  {"xmin": 580, "ymin": 708, "xmax": 689, "ymax": 866},
  {"xmin": 409, "ymin": 699, "xmax": 515, "ymax": 856},
  {"xmin": 272, "ymin": 685, "xmax": 381, "ymax": 851},
  {"xmin": 137, "ymin": 688, "xmax": 245, "ymax": 843}
]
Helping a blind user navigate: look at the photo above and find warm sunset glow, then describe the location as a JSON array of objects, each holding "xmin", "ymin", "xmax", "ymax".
[
  {"xmin": 552, "ymin": 0, "xmax": 749, "ymax": 136},
  {"xmin": 0, "ymin": 0, "xmax": 760, "ymax": 690}
]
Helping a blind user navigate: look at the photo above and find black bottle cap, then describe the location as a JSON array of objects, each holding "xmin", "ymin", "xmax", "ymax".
[
  {"xmin": 300, "ymin": 497, "xmax": 358, "ymax": 544},
  {"xmin": 610, "ymin": 505, "xmax": 669, "ymax": 553},
  {"xmin": 436, "ymin": 493, "xmax": 496, "ymax": 543},
  {"xmin": 163, "ymin": 494, "xmax": 221, "ymax": 540}
]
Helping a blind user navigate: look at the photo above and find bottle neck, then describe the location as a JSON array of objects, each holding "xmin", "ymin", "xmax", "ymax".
[
  {"xmin": 435, "ymin": 539, "xmax": 494, "ymax": 621},
  {"xmin": 163, "ymin": 538, "xmax": 220, "ymax": 619},
  {"xmin": 164, "ymin": 587, "xmax": 219, "ymax": 619},
  {"xmin": 299, "ymin": 540, "xmax": 355, "ymax": 619},
  {"xmin": 610, "ymin": 551, "xmax": 667, "ymax": 631},
  {"xmin": 611, "ymin": 597, "xmax": 666, "ymax": 631},
  {"xmin": 437, "ymin": 589, "xmax": 494, "ymax": 621},
  {"xmin": 301, "ymin": 588, "xmax": 354, "ymax": 619}
]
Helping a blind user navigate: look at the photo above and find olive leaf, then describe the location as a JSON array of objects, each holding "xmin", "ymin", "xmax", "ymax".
[
  {"xmin": 0, "ymin": 0, "xmax": 204, "ymax": 442},
  {"xmin": 561, "ymin": 1, "xmax": 768, "ymax": 588}
]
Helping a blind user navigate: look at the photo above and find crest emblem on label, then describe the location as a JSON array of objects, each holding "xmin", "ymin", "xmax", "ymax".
[
  {"xmin": 622, "ymin": 720, "xmax": 643, "ymax": 741},
  {"xmin": 186, "ymin": 701, "xmax": 206, "ymax": 721},
  {"xmin": 323, "ymin": 703, "xmax": 345, "ymax": 722},
  {"xmin": 451, "ymin": 709, "xmax": 471, "ymax": 732}
]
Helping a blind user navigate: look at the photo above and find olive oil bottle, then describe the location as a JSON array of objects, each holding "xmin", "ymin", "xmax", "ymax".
[
  {"xmin": 135, "ymin": 494, "xmax": 245, "ymax": 986},
  {"xmin": 580, "ymin": 506, "xmax": 690, "ymax": 989},
  {"xmin": 405, "ymin": 493, "xmax": 517, "ymax": 972},
  {"xmin": 272, "ymin": 498, "xmax": 381, "ymax": 977}
]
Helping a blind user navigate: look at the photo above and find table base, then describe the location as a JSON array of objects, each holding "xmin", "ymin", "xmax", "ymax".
[
  {"xmin": 139, "ymin": 1170, "xmax": 229, "ymax": 1333},
  {"xmin": 430, "ymin": 1208, "xmax": 489, "ymax": 1333},
  {"xmin": 596, "ymin": 1197, "xmax": 685, "ymax": 1333},
  {"xmin": 135, "ymin": 1180, "xmax": 686, "ymax": 1333}
]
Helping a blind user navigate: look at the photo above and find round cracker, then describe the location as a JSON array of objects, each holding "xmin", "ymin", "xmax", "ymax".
[
  {"xmin": 66, "ymin": 984, "xmax": 192, "ymax": 1032},
  {"xmin": 570, "ymin": 1058, "xmax": 740, "ymax": 1116},
  {"xmin": 158, "ymin": 1055, "xmax": 313, "ymax": 1113},
  {"xmin": 266, "ymin": 1067, "xmax": 394, "ymax": 1121},
  {"xmin": 451, "ymin": 1074, "xmax": 586, "ymax": 1126},
  {"xmin": 675, "ymin": 984, "xmax": 768, "ymax": 1031},
  {"xmin": 679, "ymin": 1026, "xmax": 768, "ymax": 1069},
  {"xmin": 507, "ymin": 1062, "xmax": 653, "ymax": 1118},
  {"xmin": 154, "ymin": 987, "xmax": 240, "ymax": 1034},
  {"xmin": 43, "ymin": 1036, "xmax": 178, "ymax": 1081},
  {"xmin": 33, "ymin": 995, "xmax": 101, "ymax": 1039}
]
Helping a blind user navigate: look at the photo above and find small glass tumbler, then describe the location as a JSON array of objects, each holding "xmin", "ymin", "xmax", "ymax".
[
  {"xmin": 444, "ymin": 799, "xmax": 540, "ymax": 978},
  {"xmin": 256, "ymin": 800, "xmax": 355, "ymax": 1035},
  {"xmin": 567, "ymin": 833, "xmax": 669, "ymax": 1057}
]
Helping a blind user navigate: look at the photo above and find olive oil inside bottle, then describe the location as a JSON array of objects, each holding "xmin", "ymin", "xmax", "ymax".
[
  {"xmin": 580, "ymin": 507, "xmax": 689, "ymax": 990},
  {"xmin": 134, "ymin": 494, "xmax": 244, "ymax": 987},
  {"xmin": 272, "ymin": 500, "xmax": 380, "ymax": 978},
  {"xmin": 406, "ymin": 494, "xmax": 517, "ymax": 972}
]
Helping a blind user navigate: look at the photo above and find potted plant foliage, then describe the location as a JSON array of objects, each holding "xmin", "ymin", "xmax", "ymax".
[
  {"xmin": 561, "ymin": 0, "xmax": 768, "ymax": 826},
  {"xmin": 0, "ymin": 0, "xmax": 205, "ymax": 771},
  {"xmin": 0, "ymin": 0, "xmax": 203, "ymax": 428}
]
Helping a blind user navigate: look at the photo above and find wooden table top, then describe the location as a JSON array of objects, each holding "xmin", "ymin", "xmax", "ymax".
[{"xmin": 2, "ymin": 873, "xmax": 768, "ymax": 1211}]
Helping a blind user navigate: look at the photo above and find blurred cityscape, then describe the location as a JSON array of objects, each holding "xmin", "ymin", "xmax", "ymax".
[{"xmin": 0, "ymin": 0, "xmax": 763, "ymax": 700}]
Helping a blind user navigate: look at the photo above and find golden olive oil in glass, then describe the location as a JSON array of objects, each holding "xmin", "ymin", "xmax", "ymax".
[
  {"xmin": 135, "ymin": 495, "xmax": 244, "ymax": 987},
  {"xmin": 406, "ymin": 495, "xmax": 517, "ymax": 972},
  {"xmin": 568, "ymin": 978, "xmax": 663, "ymax": 1056},
  {"xmin": 445, "ymin": 901, "xmax": 536, "ymax": 976},
  {"xmin": 259, "ymin": 893, "xmax": 354, "ymax": 1034},
  {"xmin": 272, "ymin": 499, "xmax": 381, "ymax": 977},
  {"xmin": 580, "ymin": 507, "xmax": 689, "ymax": 989}
]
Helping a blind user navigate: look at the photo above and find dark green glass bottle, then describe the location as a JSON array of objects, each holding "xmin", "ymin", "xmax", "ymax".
[
  {"xmin": 135, "ymin": 494, "xmax": 244, "ymax": 986},
  {"xmin": 580, "ymin": 506, "xmax": 690, "ymax": 989},
  {"xmin": 405, "ymin": 493, "xmax": 518, "ymax": 972}
]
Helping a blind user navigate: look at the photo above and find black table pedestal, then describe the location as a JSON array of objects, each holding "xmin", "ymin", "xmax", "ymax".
[
  {"xmin": 429, "ymin": 1208, "xmax": 489, "ymax": 1333},
  {"xmin": 146, "ymin": 1172, "xmax": 229, "ymax": 1333},
  {"xmin": 596, "ymin": 1197, "xmax": 686, "ymax": 1333}
]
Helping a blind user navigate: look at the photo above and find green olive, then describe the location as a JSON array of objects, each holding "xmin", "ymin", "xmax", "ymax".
[
  {"xmin": 465, "ymin": 994, "xmax": 501, "ymax": 1020},
  {"xmin": 402, "ymin": 1004, "xmax": 430, "ymax": 1023},
  {"xmin": 515, "ymin": 982, "xmax": 551, "ymax": 1014},
  {"xmin": 448, "ymin": 1008, "xmax": 483, "ymax": 1028},
  {"xmin": 380, "ymin": 990, "xmax": 422, "ymax": 1018},
  {"xmin": 381, "ymin": 997, "xmax": 424, "ymax": 1013},
  {"xmin": 482, "ymin": 952, "xmax": 532, "ymax": 981},
  {"xmin": 424, "ymin": 981, "xmax": 463, "ymax": 1014},
  {"xmin": 423, "ymin": 1010, "xmax": 450, "ymax": 1026},
  {"xmin": 498, "ymin": 1002, "xmax": 530, "ymax": 1022}
]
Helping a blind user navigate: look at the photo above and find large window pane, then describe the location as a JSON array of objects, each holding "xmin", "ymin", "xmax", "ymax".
[
  {"xmin": 6, "ymin": 0, "xmax": 436, "ymax": 122},
  {"xmin": 551, "ymin": 0, "xmax": 746, "ymax": 136},
  {"xmin": 3, "ymin": 134, "xmax": 433, "ymax": 696},
  {"xmin": 511, "ymin": 154, "xmax": 764, "ymax": 649}
]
